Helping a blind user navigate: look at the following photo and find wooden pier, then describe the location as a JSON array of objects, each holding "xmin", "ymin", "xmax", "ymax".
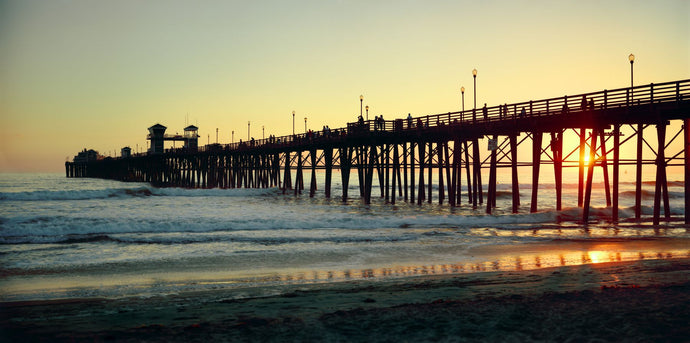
[{"xmin": 67, "ymin": 79, "xmax": 690, "ymax": 224}]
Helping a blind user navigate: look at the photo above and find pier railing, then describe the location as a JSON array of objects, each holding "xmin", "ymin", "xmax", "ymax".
[{"xmin": 133, "ymin": 79, "xmax": 689, "ymax": 157}]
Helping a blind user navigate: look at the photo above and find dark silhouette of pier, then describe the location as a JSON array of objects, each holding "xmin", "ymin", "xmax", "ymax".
[{"xmin": 66, "ymin": 79, "xmax": 690, "ymax": 224}]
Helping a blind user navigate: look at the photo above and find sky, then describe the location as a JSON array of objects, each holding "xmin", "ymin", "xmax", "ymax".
[{"xmin": 1, "ymin": 0, "xmax": 688, "ymax": 172}]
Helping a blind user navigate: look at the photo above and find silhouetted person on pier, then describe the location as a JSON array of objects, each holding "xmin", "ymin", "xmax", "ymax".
[
  {"xmin": 520, "ymin": 107, "xmax": 526, "ymax": 118},
  {"xmin": 482, "ymin": 103, "xmax": 488, "ymax": 120},
  {"xmin": 561, "ymin": 103, "xmax": 569, "ymax": 114},
  {"xmin": 589, "ymin": 99, "xmax": 595, "ymax": 111},
  {"xmin": 407, "ymin": 113, "xmax": 413, "ymax": 128}
]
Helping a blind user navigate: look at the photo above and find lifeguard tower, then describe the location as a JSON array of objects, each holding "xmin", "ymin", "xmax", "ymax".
[
  {"xmin": 148, "ymin": 124, "xmax": 167, "ymax": 154},
  {"xmin": 183, "ymin": 125, "xmax": 199, "ymax": 151},
  {"xmin": 147, "ymin": 123, "xmax": 200, "ymax": 154}
]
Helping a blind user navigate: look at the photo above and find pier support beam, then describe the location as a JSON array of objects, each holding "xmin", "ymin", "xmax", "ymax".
[
  {"xmin": 685, "ymin": 119, "xmax": 690, "ymax": 224},
  {"xmin": 530, "ymin": 132, "xmax": 542, "ymax": 213},
  {"xmin": 612, "ymin": 124, "xmax": 620, "ymax": 222},
  {"xmin": 510, "ymin": 134, "xmax": 520, "ymax": 213}
]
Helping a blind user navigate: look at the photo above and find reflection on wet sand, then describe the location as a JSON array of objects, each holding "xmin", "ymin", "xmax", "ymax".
[{"xmin": 274, "ymin": 247, "xmax": 690, "ymax": 285}]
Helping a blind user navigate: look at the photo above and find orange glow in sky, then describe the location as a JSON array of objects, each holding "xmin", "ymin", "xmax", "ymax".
[{"xmin": 1, "ymin": 0, "xmax": 688, "ymax": 172}]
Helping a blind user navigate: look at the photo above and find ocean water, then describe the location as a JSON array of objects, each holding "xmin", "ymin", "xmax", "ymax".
[{"xmin": 1, "ymin": 172, "xmax": 688, "ymax": 302}]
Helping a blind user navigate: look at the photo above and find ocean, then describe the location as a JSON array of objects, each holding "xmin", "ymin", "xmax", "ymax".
[{"xmin": 1, "ymin": 171, "xmax": 688, "ymax": 303}]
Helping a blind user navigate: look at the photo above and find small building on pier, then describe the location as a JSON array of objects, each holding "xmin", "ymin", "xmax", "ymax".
[{"xmin": 147, "ymin": 123, "xmax": 200, "ymax": 154}]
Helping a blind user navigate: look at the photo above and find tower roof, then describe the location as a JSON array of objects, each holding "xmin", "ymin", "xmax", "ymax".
[
  {"xmin": 148, "ymin": 123, "xmax": 167, "ymax": 130},
  {"xmin": 184, "ymin": 125, "xmax": 198, "ymax": 131}
]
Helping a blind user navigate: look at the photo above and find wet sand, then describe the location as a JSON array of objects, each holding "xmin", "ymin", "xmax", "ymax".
[{"xmin": 2, "ymin": 257, "xmax": 690, "ymax": 342}]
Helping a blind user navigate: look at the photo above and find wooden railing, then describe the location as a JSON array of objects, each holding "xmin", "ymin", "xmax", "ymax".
[{"xmin": 135, "ymin": 79, "xmax": 690, "ymax": 156}]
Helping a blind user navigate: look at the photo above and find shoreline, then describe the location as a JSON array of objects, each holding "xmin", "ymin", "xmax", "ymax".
[{"xmin": 2, "ymin": 257, "xmax": 690, "ymax": 342}]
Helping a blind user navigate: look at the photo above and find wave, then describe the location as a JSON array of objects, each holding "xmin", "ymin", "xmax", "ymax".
[{"xmin": 0, "ymin": 186, "xmax": 281, "ymax": 201}]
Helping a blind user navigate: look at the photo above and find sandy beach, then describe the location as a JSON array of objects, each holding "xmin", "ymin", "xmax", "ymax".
[{"xmin": 2, "ymin": 257, "xmax": 689, "ymax": 342}]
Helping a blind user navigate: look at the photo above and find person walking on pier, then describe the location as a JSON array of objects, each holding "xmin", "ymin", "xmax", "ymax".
[
  {"xmin": 482, "ymin": 103, "xmax": 488, "ymax": 121},
  {"xmin": 407, "ymin": 113, "xmax": 413, "ymax": 129}
]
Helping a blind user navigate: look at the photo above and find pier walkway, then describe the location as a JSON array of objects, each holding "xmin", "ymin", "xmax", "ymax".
[{"xmin": 66, "ymin": 79, "xmax": 690, "ymax": 224}]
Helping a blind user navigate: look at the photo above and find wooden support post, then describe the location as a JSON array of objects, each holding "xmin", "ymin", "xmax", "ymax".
[
  {"xmin": 474, "ymin": 139, "xmax": 483, "ymax": 205},
  {"xmin": 444, "ymin": 141, "xmax": 453, "ymax": 206},
  {"xmin": 403, "ymin": 142, "xmax": 408, "ymax": 202},
  {"xmin": 377, "ymin": 145, "xmax": 385, "ymax": 198},
  {"xmin": 653, "ymin": 122, "xmax": 668, "ymax": 225},
  {"xmin": 578, "ymin": 128, "xmax": 586, "ymax": 207},
  {"xmin": 357, "ymin": 147, "xmax": 365, "ymax": 198},
  {"xmin": 365, "ymin": 145, "xmax": 377, "ymax": 204},
  {"xmin": 410, "ymin": 142, "xmax": 416, "ymax": 203},
  {"xmin": 635, "ymin": 123, "xmax": 643, "ymax": 219},
  {"xmin": 439, "ymin": 142, "xmax": 446, "ymax": 205},
  {"xmin": 341, "ymin": 147, "xmax": 351, "ymax": 202},
  {"xmin": 295, "ymin": 151, "xmax": 303, "ymax": 195},
  {"xmin": 582, "ymin": 129, "xmax": 598, "ymax": 223},
  {"xmin": 392, "ymin": 144, "xmax": 399, "ymax": 204},
  {"xmin": 464, "ymin": 141, "xmax": 472, "ymax": 204},
  {"xmin": 599, "ymin": 130, "xmax": 611, "ymax": 207},
  {"xmin": 325, "ymin": 148, "xmax": 333, "ymax": 198},
  {"xmin": 428, "ymin": 142, "xmax": 433, "ymax": 204},
  {"xmin": 551, "ymin": 131, "xmax": 563, "ymax": 211},
  {"xmin": 385, "ymin": 144, "xmax": 390, "ymax": 201},
  {"xmin": 685, "ymin": 119, "xmax": 690, "ymax": 224},
  {"xmin": 283, "ymin": 152, "xmax": 291, "ymax": 193},
  {"xmin": 453, "ymin": 140, "xmax": 462, "ymax": 207},
  {"xmin": 510, "ymin": 134, "xmax": 520, "ymax": 213},
  {"xmin": 486, "ymin": 135, "xmax": 498, "ymax": 214},
  {"xmin": 418, "ymin": 142, "xmax": 426, "ymax": 205},
  {"xmin": 309, "ymin": 149, "xmax": 317, "ymax": 197},
  {"xmin": 612, "ymin": 124, "xmax": 620, "ymax": 222},
  {"xmin": 530, "ymin": 132, "xmax": 542, "ymax": 213},
  {"xmin": 472, "ymin": 140, "xmax": 479, "ymax": 208}
]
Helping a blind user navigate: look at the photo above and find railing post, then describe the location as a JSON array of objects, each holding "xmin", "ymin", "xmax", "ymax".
[
  {"xmin": 650, "ymin": 83, "xmax": 654, "ymax": 105},
  {"xmin": 529, "ymin": 100, "xmax": 533, "ymax": 116},
  {"xmin": 604, "ymin": 90, "xmax": 608, "ymax": 109}
]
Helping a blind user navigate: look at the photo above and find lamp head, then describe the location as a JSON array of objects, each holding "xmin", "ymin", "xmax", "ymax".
[
  {"xmin": 629, "ymin": 53, "xmax": 635, "ymax": 63},
  {"xmin": 360, "ymin": 95, "xmax": 364, "ymax": 101},
  {"xmin": 461, "ymin": 86, "xmax": 465, "ymax": 93},
  {"xmin": 472, "ymin": 69, "xmax": 477, "ymax": 77}
]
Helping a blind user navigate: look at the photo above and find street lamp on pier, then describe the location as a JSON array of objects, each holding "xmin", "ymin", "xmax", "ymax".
[
  {"xmin": 461, "ymin": 86, "xmax": 465, "ymax": 121},
  {"xmin": 292, "ymin": 110, "xmax": 295, "ymax": 135},
  {"xmin": 232, "ymin": 130, "xmax": 234, "ymax": 143},
  {"xmin": 262, "ymin": 125, "xmax": 265, "ymax": 140},
  {"xmin": 629, "ymin": 53, "xmax": 635, "ymax": 88},
  {"xmin": 304, "ymin": 117, "xmax": 307, "ymax": 133},
  {"xmin": 247, "ymin": 121, "xmax": 250, "ymax": 140},
  {"xmin": 472, "ymin": 69, "xmax": 477, "ymax": 121},
  {"xmin": 360, "ymin": 95, "xmax": 364, "ymax": 118},
  {"xmin": 365, "ymin": 105, "xmax": 369, "ymax": 121}
]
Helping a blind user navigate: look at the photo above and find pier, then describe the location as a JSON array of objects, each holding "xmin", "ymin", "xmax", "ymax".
[{"xmin": 67, "ymin": 79, "xmax": 690, "ymax": 224}]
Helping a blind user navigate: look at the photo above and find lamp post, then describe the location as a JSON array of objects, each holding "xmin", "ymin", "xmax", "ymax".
[
  {"xmin": 247, "ymin": 121, "xmax": 250, "ymax": 140},
  {"xmin": 472, "ymin": 69, "xmax": 477, "ymax": 121},
  {"xmin": 304, "ymin": 117, "xmax": 307, "ymax": 133},
  {"xmin": 629, "ymin": 53, "xmax": 635, "ymax": 88},
  {"xmin": 365, "ymin": 105, "xmax": 369, "ymax": 121},
  {"xmin": 262, "ymin": 125, "xmax": 265, "ymax": 140},
  {"xmin": 292, "ymin": 110, "xmax": 295, "ymax": 135},
  {"xmin": 216, "ymin": 128, "xmax": 218, "ymax": 144},
  {"xmin": 461, "ymin": 86, "xmax": 465, "ymax": 121},
  {"xmin": 360, "ymin": 95, "xmax": 363, "ymax": 118},
  {"xmin": 232, "ymin": 130, "xmax": 234, "ymax": 143}
]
